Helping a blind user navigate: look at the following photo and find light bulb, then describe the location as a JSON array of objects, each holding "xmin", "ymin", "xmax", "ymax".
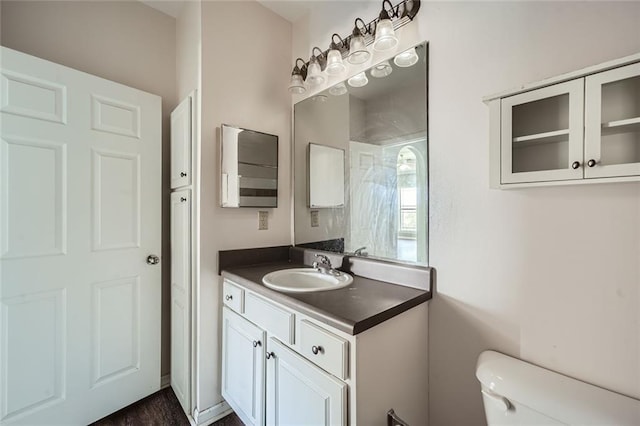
[
  {"xmin": 325, "ymin": 49, "xmax": 346, "ymax": 76},
  {"xmin": 394, "ymin": 47, "xmax": 419, "ymax": 67},
  {"xmin": 370, "ymin": 61, "xmax": 393, "ymax": 78},
  {"xmin": 288, "ymin": 73, "xmax": 306, "ymax": 94},
  {"xmin": 348, "ymin": 72, "xmax": 368, "ymax": 88}
]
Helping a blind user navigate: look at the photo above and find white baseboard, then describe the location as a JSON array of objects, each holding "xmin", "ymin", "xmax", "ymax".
[
  {"xmin": 193, "ymin": 401, "xmax": 233, "ymax": 426},
  {"xmin": 160, "ymin": 374, "xmax": 171, "ymax": 390}
]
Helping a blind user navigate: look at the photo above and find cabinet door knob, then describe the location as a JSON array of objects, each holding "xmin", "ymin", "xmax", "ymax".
[
  {"xmin": 266, "ymin": 352, "xmax": 275, "ymax": 360},
  {"xmin": 180, "ymin": 197, "xmax": 187, "ymax": 202},
  {"xmin": 253, "ymin": 340, "xmax": 261, "ymax": 348},
  {"xmin": 571, "ymin": 161, "xmax": 581, "ymax": 170},
  {"xmin": 180, "ymin": 172, "xmax": 187, "ymax": 177},
  {"xmin": 587, "ymin": 159, "xmax": 597, "ymax": 167},
  {"xmin": 225, "ymin": 295, "xmax": 233, "ymax": 301},
  {"xmin": 311, "ymin": 345, "xmax": 322, "ymax": 355}
]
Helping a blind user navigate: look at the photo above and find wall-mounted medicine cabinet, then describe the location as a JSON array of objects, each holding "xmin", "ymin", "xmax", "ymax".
[
  {"xmin": 221, "ymin": 124, "xmax": 278, "ymax": 207},
  {"xmin": 308, "ymin": 143, "xmax": 345, "ymax": 208},
  {"xmin": 486, "ymin": 53, "xmax": 640, "ymax": 188}
]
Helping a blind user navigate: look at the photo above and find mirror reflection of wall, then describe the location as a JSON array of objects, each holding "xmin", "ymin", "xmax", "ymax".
[
  {"xmin": 294, "ymin": 42, "xmax": 428, "ymax": 265},
  {"xmin": 221, "ymin": 124, "xmax": 278, "ymax": 208}
]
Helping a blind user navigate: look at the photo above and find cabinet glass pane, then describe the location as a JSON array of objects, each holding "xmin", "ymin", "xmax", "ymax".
[
  {"xmin": 600, "ymin": 75, "xmax": 640, "ymax": 166},
  {"xmin": 511, "ymin": 94, "xmax": 570, "ymax": 173},
  {"xmin": 512, "ymin": 94, "xmax": 569, "ymax": 137},
  {"xmin": 512, "ymin": 137, "xmax": 569, "ymax": 173}
]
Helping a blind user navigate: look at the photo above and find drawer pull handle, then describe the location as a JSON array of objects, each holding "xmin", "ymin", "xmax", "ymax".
[
  {"xmin": 266, "ymin": 352, "xmax": 275, "ymax": 360},
  {"xmin": 225, "ymin": 295, "xmax": 233, "ymax": 301},
  {"xmin": 253, "ymin": 340, "xmax": 261, "ymax": 348},
  {"xmin": 311, "ymin": 345, "xmax": 323, "ymax": 355}
]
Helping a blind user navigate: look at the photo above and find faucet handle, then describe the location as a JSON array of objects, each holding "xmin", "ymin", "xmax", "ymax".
[{"xmin": 314, "ymin": 253, "xmax": 331, "ymax": 267}]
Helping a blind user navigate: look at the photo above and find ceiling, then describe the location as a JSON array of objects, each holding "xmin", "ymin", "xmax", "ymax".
[{"xmin": 139, "ymin": 0, "xmax": 185, "ymax": 18}]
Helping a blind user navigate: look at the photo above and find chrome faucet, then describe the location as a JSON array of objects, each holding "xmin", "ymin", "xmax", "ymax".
[
  {"xmin": 354, "ymin": 246, "xmax": 368, "ymax": 257},
  {"xmin": 312, "ymin": 254, "xmax": 339, "ymax": 275}
]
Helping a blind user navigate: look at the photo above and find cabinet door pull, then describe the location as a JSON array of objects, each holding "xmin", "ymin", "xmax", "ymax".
[
  {"xmin": 311, "ymin": 345, "xmax": 323, "ymax": 355},
  {"xmin": 225, "ymin": 295, "xmax": 233, "ymax": 301},
  {"xmin": 266, "ymin": 352, "xmax": 275, "ymax": 360},
  {"xmin": 180, "ymin": 197, "xmax": 187, "ymax": 202},
  {"xmin": 587, "ymin": 159, "xmax": 597, "ymax": 167},
  {"xmin": 253, "ymin": 340, "xmax": 261, "ymax": 348},
  {"xmin": 180, "ymin": 172, "xmax": 187, "ymax": 177},
  {"xmin": 571, "ymin": 161, "xmax": 581, "ymax": 169}
]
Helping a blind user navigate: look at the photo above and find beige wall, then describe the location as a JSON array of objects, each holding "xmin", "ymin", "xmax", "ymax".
[
  {"xmin": 1, "ymin": 0, "xmax": 177, "ymax": 377},
  {"xmin": 198, "ymin": 0, "xmax": 292, "ymax": 409},
  {"xmin": 292, "ymin": 2, "xmax": 640, "ymax": 425}
]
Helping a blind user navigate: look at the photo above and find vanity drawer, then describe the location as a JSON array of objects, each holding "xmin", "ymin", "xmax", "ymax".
[
  {"xmin": 222, "ymin": 280, "xmax": 244, "ymax": 313},
  {"xmin": 298, "ymin": 319, "xmax": 349, "ymax": 380},
  {"xmin": 245, "ymin": 293, "xmax": 295, "ymax": 345}
]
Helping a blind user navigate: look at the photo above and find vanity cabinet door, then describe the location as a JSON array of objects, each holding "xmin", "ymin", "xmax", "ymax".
[
  {"xmin": 171, "ymin": 94, "xmax": 192, "ymax": 188},
  {"xmin": 584, "ymin": 62, "xmax": 640, "ymax": 179},
  {"xmin": 266, "ymin": 337, "xmax": 347, "ymax": 426},
  {"xmin": 500, "ymin": 79, "xmax": 584, "ymax": 184},
  {"xmin": 222, "ymin": 308, "xmax": 266, "ymax": 426}
]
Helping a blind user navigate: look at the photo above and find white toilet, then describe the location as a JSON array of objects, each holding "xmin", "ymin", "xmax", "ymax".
[{"xmin": 476, "ymin": 351, "xmax": 640, "ymax": 425}]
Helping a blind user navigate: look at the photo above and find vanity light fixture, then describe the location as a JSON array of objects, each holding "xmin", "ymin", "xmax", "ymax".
[
  {"xmin": 348, "ymin": 19, "xmax": 371, "ymax": 65},
  {"xmin": 306, "ymin": 47, "xmax": 327, "ymax": 86},
  {"xmin": 329, "ymin": 82, "xmax": 348, "ymax": 96},
  {"xmin": 326, "ymin": 34, "xmax": 348, "ymax": 76},
  {"xmin": 370, "ymin": 60, "xmax": 393, "ymax": 78},
  {"xmin": 288, "ymin": 58, "xmax": 307, "ymax": 94},
  {"xmin": 373, "ymin": 0, "xmax": 399, "ymax": 51},
  {"xmin": 348, "ymin": 72, "xmax": 369, "ymax": 88},
  {"xmin": 394, "ymin": 47, "xmax": 419, "ymax": 67},
  {"xmin": 287, "ymin": 0, "xmax": 420, "ymax": 94}
]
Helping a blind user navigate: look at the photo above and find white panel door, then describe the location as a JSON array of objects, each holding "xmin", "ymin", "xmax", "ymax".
[
  {"xmin": 266, "ymin": 337, "xmax": 347, "ymax": 426},
  {"xmin": 222, "ymin": 307, "xmax": 265, "ymax": 426},
  {"xmin": 170, "ymin": 95, "xmax": 192, "ymax": 189},
  {"xmin": 0, "ymin": 47, "xmax": 161, "ymax": 424},
  {"xmin": 170, "ymin": 189, "xmax": 191, "ymax": 414}
]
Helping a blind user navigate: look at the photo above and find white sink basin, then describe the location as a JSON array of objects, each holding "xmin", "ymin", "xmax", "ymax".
[{"xmin": 262, "ymin": 268, "xmax": 353, "ymax": 293}]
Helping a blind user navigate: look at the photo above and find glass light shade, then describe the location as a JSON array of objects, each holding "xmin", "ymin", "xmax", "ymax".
[
  {"xmin": 325, "ymin": 49, "xmax": 346, "ymax": 76},
  {"xmin": 288, "ymin": 73, "xmax": 306, "ymax": 94},
  {"xmin": 306, "ymin": 59, "xmax": 325, "ymax": 86},
  {"xmin": 348, "ymin": 34, "xmax": 370, "ymax": 65},
  {"xmin": 329, "ymin": 82, "xmax": 348, "ymax": 96},
  {"xmin": 394, "ymin": 47, "xmax": 419, "ymax": 67},
  {"xmin": 370, "ymin": 61, "xmax": 393, "ymax": 78},
  {"xmin": 373, "ymin": 19, "xmax": 398, "ymax": 51},
  {"xmin": 347, "ymin": 72, "xmax": 369, "ymax": 88}
]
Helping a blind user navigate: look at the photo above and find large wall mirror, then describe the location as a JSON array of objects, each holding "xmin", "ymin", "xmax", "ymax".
[{"xmin": 294, "ymin": 42, "xmax": 428, "ymax": 265}]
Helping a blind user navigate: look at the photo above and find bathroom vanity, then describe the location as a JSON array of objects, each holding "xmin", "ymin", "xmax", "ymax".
[{"xmin": 219, "ymin": 248, "xmax": 432, "ymax": 426}]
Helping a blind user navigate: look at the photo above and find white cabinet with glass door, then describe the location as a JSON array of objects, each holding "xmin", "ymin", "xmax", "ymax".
[
  {"xmin": 488, "ymin": 53, "xmax": 640, "ymax": 188},
  {"xmin": 585, "ymin": 62, "xmax": 640, "ymax": 178},
  {"xmin": 500, "ymin": 80, "xmax": 584, "ymax": 184}
]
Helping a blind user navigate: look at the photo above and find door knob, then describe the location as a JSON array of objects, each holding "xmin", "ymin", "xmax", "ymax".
[
  {"xmin": 146, "ymin": 255, "xmax": 160, "ymax": 265},
  {"xmin": 571, "ymin": 161, "xmax": 580, "ymax": 169},
  {"xmin": 266, "ymin": 352, "xmax": 275, "ymax": 360},
  {"xmin": 253, "ymin": 340, "xmax": 261, "ymax": 348},
  {"xmin": 587, "ymin": 159, "xmax": 597, "ymax": 167}
]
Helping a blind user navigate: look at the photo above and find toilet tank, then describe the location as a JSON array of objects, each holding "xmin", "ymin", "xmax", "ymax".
[{"xmin": 476, "ymin": 351, "xmax": 640, "ymax": 426}]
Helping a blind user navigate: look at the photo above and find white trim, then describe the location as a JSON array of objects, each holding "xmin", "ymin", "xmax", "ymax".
[
  {"xmin": 483, "ymin": 52, "xmax": 640, "ymax": 102},
  {"xmin": 193, "ymin": 401, "xmax": 233, "ymax": 426},
  {"xmin": 496, "ymin": 175, "xmax": 640, "ymax": 189},
  {"xmin": 160, "ymin": 374, "xmax": 171, "ymax": 389}
]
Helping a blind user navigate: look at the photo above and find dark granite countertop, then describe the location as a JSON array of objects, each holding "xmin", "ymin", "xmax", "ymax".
[{"xmin": 222, "ymin": 261, "xmax": 432, "ymax": 335}]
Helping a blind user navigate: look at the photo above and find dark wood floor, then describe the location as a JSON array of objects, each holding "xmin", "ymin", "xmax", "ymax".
[{"xmin": 91, "ymin": 387, "xmax": 243, "ymax": 426}]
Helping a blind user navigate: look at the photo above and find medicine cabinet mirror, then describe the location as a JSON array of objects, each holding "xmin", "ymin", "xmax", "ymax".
[
  {"xmin": 309, "ymin": 143, "xmax": 345, "ymax": 208},
  {"xmin": 293, "ymin": 41, "xmax": 428, "ymax": 264},
  {"xmin": 221, "ymin": 124, "xmax": 278, "ymax": 208}
]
